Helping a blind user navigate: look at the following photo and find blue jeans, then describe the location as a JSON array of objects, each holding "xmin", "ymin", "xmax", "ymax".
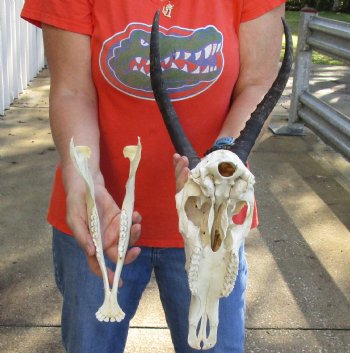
[{"xmin": 52, "ymin": 228, "xmax": 248, "ymax": 353}]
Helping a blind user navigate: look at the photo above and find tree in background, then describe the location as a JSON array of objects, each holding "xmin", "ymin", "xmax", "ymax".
[
  {"xmin": 286, "ymin": 0, "xmax": 350, "ymax": 12},
  {"xmin": 332, "ymin": 0, "xmax": 341, "ymax": 10}
]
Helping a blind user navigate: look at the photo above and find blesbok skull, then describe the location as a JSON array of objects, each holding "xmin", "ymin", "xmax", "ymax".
[
  {"xmin": 149, "ymin": 10, "xmax": 292, "ymax": 350},
  {"xmin": 177, "ymin": 150, "xmax": 255, "ymax": 349}
]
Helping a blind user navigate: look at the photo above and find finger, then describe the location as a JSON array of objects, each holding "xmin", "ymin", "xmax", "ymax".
[
  {"xmin": 103, "ymin": 214, "xmax": 119, "ymax": 249},
  {"xmin": 129, "ymin": 223, "xmax": 141, "ymax": 245},
  {"xmin": 96, "ymin": 189, "xmax": 121, "ymax": 234},
  {"xmin": 69, "ymin": 218, "xmax": 96, "ymax": 256},
  {"xmin": 107, "ymin": 267, "xmax": 115, "ymax": 286},
  {"xmin": 173, "ymin": 153, "xmax": 182, "ymax": 166},
  {"xmin": 66, "ymin": 191, "xmax": 96, "ymax": 256},
  {"xmin": 87, "ymin": 255, "xmax": 115, "ymax": 287},
  {"xmin": 124, "ymin": 246, "xmax": 141, "ymax": 265},
  {"xmin": 104, "ymin": 211, "xmax": 141, "ymax": 250},
  {"xmin": 105, "ymin": 245, "xmax": 118, "ymax": 264},
  {"xmin": 132, "ymin": 210, "xmax": 142, "ymax": 224},
  {"xmin": 104, "ymin": 222, "xmax": 141, "ymax": 264},
  {"xmin": 176, "ymin": 167, "xmax": 190, "ymax": 192},
  {"xmin": 173, "ymin": 153, "xmax": 188, "ymax": 165},
  {"xmin": 173, "ymin": 153, "xmax": 184, "ymax": 173},
  {"xmin": 174, "ymin": 156, "xmax": 189, "ymax": 180},
  {"xmin": 86, "ymin": 255, "xmax": 102, "ymax": 277}
]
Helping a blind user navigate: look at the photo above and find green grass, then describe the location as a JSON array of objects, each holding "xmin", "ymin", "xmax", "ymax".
[{"xmin": 283, "ymin": 11, "xmax": 350, "ymax": 64}]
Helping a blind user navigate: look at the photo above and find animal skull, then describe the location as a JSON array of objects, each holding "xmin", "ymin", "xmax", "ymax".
[
  {"xmin": 176, "ymin": 150, "xmax": 255, "ymax": 349},
  {"xmin": 149, "ymin": 9, "xmax": 292, "ymax": 350}
]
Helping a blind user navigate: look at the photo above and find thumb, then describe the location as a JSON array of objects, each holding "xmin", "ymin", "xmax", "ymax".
[{"xmin": 68, "ymin": 217, "xmax": 96, "ymax": 256}]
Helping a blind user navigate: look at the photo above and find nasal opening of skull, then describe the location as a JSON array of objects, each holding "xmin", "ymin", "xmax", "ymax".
[{"xmin": 184, "ymin": 195, "xmax": 248, "ymax": 253}]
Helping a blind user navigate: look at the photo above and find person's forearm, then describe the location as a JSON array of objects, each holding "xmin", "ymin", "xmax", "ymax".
[
  {"xmin": 218, "ymin": 81, "xmax": 277, "ymax": 139},
  {"xmin": 217, "ymin": 3, "xmax": 284, "ymax": 141},
  {"xmin": 42, "ymin": 24, "xmax": 102, "ymax": 192},
  {"xmin": 49, "ymin": 89, "xmax": 102, "ymax": 192}
]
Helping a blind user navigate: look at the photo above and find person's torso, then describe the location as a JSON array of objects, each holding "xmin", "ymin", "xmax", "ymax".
[{"xmin": 52, "ymin": 0, "xmax": 246, "ymax": 246}]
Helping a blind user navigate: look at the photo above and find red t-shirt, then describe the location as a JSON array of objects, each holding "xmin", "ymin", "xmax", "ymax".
[{"xmin": 21, "ymin": 0, "xmax": 285, "ymax": 247}]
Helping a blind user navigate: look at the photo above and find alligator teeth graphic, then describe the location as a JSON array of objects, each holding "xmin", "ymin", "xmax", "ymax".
[{"xmin": 204, "ymin": 44, "xmax": 212, "ymax": 59}]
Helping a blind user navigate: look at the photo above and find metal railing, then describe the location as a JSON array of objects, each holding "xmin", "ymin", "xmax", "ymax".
[
  {"xmin": 0, "ymin": 0, "xmax": 45, "ymax": 116},
  {"xmin": 271, "ymin": 10, "xmax": 350, "ymax": 161}
]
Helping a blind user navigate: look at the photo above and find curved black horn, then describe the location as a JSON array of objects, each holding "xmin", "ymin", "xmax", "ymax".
[
  {"xmin": 150, "ymin": 10, "xmax": 201, "ymax": 170},
  {"xmin": 229, "ymin": 18, "xmax": 293, "ymax": 164}
]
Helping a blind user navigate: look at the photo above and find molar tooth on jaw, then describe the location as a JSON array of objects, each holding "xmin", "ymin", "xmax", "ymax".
[
  {"xmin": 118, "ymin": 210, "xmax": 128, "ymax": 258},
  {"xmin": 188, "ymin": 251, "xmax": 201, "ymax": 294},
  {"xmin": 222, "ymin": 252, "xmax": 239, "ymax": 296},
  {"xmin": 70, "ymin": 137, "xmax": 142, "ymax": 323}
]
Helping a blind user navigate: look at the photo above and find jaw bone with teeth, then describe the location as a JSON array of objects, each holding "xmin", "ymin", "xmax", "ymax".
[
  {"xmin": 149, "ymin": 10, "xmax": 292, "ymax": 350},
  {"xmin": 70, "ymin": 137, "xmax": 142, "ymax": 323}
]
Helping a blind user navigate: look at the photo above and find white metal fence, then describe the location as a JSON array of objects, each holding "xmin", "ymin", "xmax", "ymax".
[
  {"xmin": 271, "ymin": 10, "xmax": 350, "ymax": 160},
  {"xmin": 0, "ymin": 0, "xmax": 45, "ymax": 116}
]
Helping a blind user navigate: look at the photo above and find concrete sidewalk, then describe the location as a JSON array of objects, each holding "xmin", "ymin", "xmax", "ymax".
[{"xmin": 0, "ymin": 66, "xmax": 349, "ymax": 353}]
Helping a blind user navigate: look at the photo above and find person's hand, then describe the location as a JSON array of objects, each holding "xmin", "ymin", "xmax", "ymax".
[
  {"xmin": 173, "ymin": 153, "xmax": 190, "ymax": 192},
  {"xmin": 65, "ymin": 172, "xmax": 141, "ymax": 285}
]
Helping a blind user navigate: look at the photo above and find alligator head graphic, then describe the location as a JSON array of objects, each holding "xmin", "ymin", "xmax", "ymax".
[{"xmin": 99, "ymin": 23, "xmax": 224, "ymax": 100}]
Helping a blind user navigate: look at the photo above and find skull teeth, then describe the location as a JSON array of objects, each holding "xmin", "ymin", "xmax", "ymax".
[
  {"xmin": 89, "ymin": 207, "xmax": 101, "ymax": 245},
  {"xmin": 188, "ymin": 249, "xmax": 202, "ymax": 295},
  {"xmin": 221, "ymin": 252, "xmax": 239, "ymax": 297},
  {"xmin": 118, "ymin": 209, "xmax": 129, "ymax": 257}
]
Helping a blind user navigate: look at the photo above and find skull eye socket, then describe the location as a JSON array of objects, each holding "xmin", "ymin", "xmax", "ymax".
[{"xmin": 218, "ymin": 162, "xmax": 235, "ymax": 177}]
